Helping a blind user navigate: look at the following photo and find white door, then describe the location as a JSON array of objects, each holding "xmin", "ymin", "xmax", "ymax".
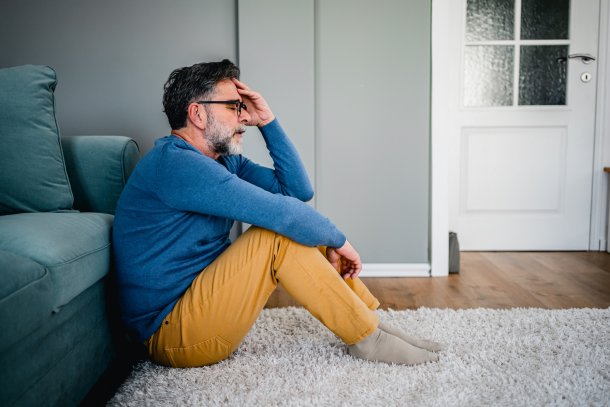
[{"xmin": 447, "ymin": 0, "xmax": 601, "ymax": 250}]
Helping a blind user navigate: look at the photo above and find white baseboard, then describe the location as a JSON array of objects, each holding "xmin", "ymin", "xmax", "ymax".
[{"xmin": 359, "ymin": 263, "xmax": 431, "ymax": 277}]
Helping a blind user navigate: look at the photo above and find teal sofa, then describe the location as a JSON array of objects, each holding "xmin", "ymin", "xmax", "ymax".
[{"xmin": 0, "ymin": 65, "xmax": 140, "ymax": 406}]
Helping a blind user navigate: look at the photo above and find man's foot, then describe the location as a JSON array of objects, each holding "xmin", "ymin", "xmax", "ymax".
[
  {"xmin": 378, "ymin": 321, "xmax": 443, "ymax": 352},
  {"xmin": 348, "ymin": 328, "xmax": 438, "ymax": 366}
]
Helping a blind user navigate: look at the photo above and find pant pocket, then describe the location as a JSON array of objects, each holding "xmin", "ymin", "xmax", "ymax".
[{"xmin": 164, "ymin": 336, "xmax": 232, "ymax": 368}]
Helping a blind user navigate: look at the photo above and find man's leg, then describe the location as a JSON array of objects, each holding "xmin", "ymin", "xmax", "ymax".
[
  {"xmin": 316, "ymin": 246, "xmax": 380, "ymax": 311},
  {"xmin": 147, "ymin": 227, "xmax": 378, "ymax": 367},
  {"xmin": 147, "ymin": 227, "xmax": 437, "ymax": 367},
  {"xmin": 317, "ymin": 248, "xmax": 442, "ymax": 352}
]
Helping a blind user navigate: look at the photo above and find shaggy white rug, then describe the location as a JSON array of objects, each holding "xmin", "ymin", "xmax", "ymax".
[{"xmin": 109, "ymin": 307, "xmax": 610, "ymax": 406}]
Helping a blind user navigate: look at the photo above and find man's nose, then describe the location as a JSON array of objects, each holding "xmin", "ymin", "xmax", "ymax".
[{"xmin": 240, "ymin": 108, "xmax": 251, "ymax": 124}]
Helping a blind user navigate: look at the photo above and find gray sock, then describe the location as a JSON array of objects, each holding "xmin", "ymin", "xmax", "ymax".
[
  {"xmin": 378, "ymin": 321, "xmax": 443, "ymax": 352},
  {"xmin": 348, "ymin": 328, "xmax": 438, "ymax": 366}
]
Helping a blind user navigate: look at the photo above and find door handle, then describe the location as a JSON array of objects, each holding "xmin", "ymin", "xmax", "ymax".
[{"xmin": 557, "ymin": 53, "xmax": 596, "ymax": 64}]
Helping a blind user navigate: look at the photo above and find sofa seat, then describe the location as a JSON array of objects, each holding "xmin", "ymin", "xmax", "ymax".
[
  {"xmin": 0, "ymin": 250, "xmax": 53, "ymax": 352},
  {"xmin": 0, "ymin": 212, "xmax": 113, "ymax": 311}
]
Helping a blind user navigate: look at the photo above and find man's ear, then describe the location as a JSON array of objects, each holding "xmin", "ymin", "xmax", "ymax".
[{"xmin": 187, "ymin": 103, "xmax": 207, "ymax": 130}]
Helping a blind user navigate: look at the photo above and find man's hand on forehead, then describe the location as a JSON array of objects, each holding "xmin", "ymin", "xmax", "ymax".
[{"xmin": 232, "ymin": 78, "xmax": 275, "ymax": 127}]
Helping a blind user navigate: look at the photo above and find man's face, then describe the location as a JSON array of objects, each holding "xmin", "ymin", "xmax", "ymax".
[{"xmin": 203, "ymin": 79, "xmax": 247, "ymax": 156}]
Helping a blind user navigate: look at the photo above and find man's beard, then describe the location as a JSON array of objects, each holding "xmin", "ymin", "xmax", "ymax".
[{"xmin": 205, "ymin": 114, "xmax": 246, "ymax": 156}]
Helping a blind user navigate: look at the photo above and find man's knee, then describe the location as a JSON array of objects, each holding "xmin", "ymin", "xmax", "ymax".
[
  {"xmin": 243, "ymin": 226, "xmax": 277, "ymax": 241},
  {"xmin": 245, "ymin": 226, "xmax": 301, "ymax": 246},
  {"xmin": 242, "ymin": 227, "xmax": 322, "ymax": 257}
]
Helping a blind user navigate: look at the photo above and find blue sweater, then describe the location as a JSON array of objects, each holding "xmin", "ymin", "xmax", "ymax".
[{"xmin": 112, "ymin": 119, "xmax": 346, "ymax": 341}]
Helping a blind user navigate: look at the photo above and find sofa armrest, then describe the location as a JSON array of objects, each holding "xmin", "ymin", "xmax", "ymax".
[{"xmin": 61, "ymin": 136, "xmax": 140, "ymax": 214}]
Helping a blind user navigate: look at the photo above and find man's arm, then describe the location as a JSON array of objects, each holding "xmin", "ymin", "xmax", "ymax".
[
  {"xmin": 232, "ymin": 78, "xmax": 362, "ymax": 279},
  {"xmin": 157, "ymin": 145, "xmax": 345, "ymax": 249},
  {"xmin": 226, "ymin": 121, "xmax": 314, "ymax": 201},
  {"xmin": 230, "ymin": 79, "xmax": 314, "ymax": 201}
]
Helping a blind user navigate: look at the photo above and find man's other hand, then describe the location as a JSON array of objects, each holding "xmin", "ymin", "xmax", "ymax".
[
  {"xmin": 327, "ymin": 241, "xmax": 362, "ymax": 280},
  {"xmin": 232, "ymin": 78, "xmax": 275, "ymax": 127}
]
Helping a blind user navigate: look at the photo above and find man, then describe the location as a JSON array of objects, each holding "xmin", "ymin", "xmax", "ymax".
[{"xmin": 113, "ymin": 59, "xmax": 440, "ymax": 368}]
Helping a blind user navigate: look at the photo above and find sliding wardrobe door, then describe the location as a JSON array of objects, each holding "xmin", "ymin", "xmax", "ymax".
[
  {"xmin": 239, "ymin": 0, "xmax": 432, "ymax": 272},
  {"xmin": 238, "ymin": 0, "xmax": 316, "ymax": 184},
  {"xmin": 316, "ymin": 0, "xmax": 431, "ymax": 266}
]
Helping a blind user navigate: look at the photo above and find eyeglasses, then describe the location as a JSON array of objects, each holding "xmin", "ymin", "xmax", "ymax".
[{"xmin": 196, "ymin": 100, "xmax": 247, "ymax": 116}]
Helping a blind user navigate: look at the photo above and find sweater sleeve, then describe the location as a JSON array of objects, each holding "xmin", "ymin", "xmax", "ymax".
[
  {"xmin": 227, "ymin": 119, "xmax": 314, "ymax": 202},
  {"xmin": 155, "ymin": 143, "xmax": 346, "ymax": 248}
]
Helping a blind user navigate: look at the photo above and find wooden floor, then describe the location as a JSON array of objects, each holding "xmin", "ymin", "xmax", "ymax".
[{"xmin": 265, "ymin": 252, "xmax": 610, "ymax": 310}]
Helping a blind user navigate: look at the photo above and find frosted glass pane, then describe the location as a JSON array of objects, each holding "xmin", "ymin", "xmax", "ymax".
[
  {"xmin": 521, "ymin": 0, "xmax": 570, "ymax": 39},
  {"xmin": 466, "ymin": 0, "xmax": 514, "ymax": 41},
  {"xmin": 464, "ymin": 46, "xmax": 514, "ymax": 106},
  {"xmin": 519, "ymin": 45, "xmax": 568, "ymax": 105}
]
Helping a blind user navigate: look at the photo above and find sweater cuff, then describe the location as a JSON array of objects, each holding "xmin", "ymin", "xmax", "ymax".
[
  {"xmin": 258, "ymin": 118, "xmax": 281, "ymax": 139},
  {"xmin": 330, "ymin": 232, "xmax": 347, "ymax": 249}
]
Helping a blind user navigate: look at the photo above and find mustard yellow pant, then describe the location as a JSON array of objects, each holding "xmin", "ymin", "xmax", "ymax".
[{"xmin": 146, "ymin": 227, "xmax": 380, "ymax": 368}]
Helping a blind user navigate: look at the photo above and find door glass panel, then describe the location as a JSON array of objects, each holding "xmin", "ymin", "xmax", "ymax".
[
  {"xmin": 519, "ymin": 45, "xmax": 568, "ymax": 105},
  {"xmin": 466, "ymin": 0, "xmax": 515, "ymax": 41},
  {"xmin": 464, "ymin": 45, "xmax": 514, "ymax": 106},
  {"xmin": 521, "ymin": 0, "xmax": 570, "ymax": 40}
]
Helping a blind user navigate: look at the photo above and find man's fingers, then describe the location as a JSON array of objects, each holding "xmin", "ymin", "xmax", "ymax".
[
  {"xmin": 233, "ymin": 80, "xmax": 261, "ymax": 101},
  {"xmin": 233, "ymin": 80, "xmax": 264, "ymax": 101},
  {"xmin": 342, "ymin": 271, "xmax": 358, "ymax": 280},
  {"xmin": 232, "ymin": 77, "xmax": 250, "ymax": 90},
  {"xmin": 342, "ymin": 262, "xmax": 361, "ymax": 280},
  {"xmin": 237, "ymin": 88, "xmax": 260, "ymax": 98}
]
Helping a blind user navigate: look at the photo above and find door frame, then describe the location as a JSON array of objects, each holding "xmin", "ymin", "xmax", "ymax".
[
  {"xmin": 430, "ymin": 0, "xmax": 610, "ymax": 275},
  {"xmin": 590, "ymin": 0, "xmax": 610, "ymax": 251}
]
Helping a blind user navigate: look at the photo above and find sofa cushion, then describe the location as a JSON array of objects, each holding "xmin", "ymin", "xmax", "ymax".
[
  {"xmin": 0, "ymin": 65, "xmax": 73, "ymax": 215},
  {"xmin": 0, "ymin": 250, "xmax": 53, "ymax": 352},
  {"xmin": 62, "ymin": 135, "xmax": 141, "ymax": 214},
  {"xmin": 0, "ymin": 212, "xmax": 113, "ymax": 309}
]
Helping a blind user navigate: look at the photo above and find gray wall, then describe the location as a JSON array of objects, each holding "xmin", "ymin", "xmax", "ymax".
[
  {"xmin": 0, "ymin": 0, "xmax": 237, "ymax": 153},
  {"xmin": 238, "ymin": 0, "xmax": 316, "ymax": 185}
]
